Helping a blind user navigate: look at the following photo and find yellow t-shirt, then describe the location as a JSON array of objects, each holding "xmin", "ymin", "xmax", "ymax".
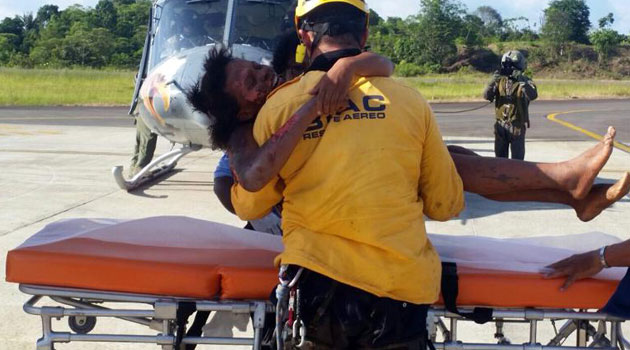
[{"xmin": 232, "ymin": 72, "xmax": 464, "ymax": 304}]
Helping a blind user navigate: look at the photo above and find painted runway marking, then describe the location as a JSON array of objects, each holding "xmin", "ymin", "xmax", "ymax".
[
  {"xmin": 0, "ymin": 124, "xmax": 62, "ymax": 136},
  {"xmin": 546, "ymin": 110, "xmax": 630, "ymax": 153},
  {"xmin": 0, "ymin": 116, "xmax": 128, "ymax": 120},
  {"xmin": 0, "ymin": 149, "xmax": 128, "ymax": 156}
]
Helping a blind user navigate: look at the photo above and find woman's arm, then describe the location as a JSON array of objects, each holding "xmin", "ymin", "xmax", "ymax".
[
  {"xmin": 227, "ymin": 98, "xmax": 317, "ymax": 192},
  {"xmin": 228, "ymin": 53, "xmax": 394, "ymax": 192},
  {"xmin": 543, "ymin": 239, "xmax": 630, "ymax": 290},
  {"xmin": 310, "ymin": 52, "xmax": 395, "ymax": 115}
]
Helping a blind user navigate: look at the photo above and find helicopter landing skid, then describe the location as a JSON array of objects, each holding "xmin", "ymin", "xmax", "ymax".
[{"xmin": 112, "ymin": 144, "xmax": 201, "ymax": 191}]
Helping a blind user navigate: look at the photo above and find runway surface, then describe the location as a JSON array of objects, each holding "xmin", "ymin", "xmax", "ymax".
[
  {"xmin": 1, "ymin": 99, "xmax": 628, "ymax": 147},
  {"xmin": 432, "ymin": 99, "xmax": 630, "ymax": 146},
  {"xmin": 0, "ymin": 100, "xmax": 629, "ymax": 350}
]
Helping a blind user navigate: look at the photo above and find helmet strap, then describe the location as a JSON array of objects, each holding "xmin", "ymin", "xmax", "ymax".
[
  {"xmin": 295, "ymin": 43, "xmax": 306, "ymax": 64},
  {"xmin": 299, "ymin": 20, "xmax": 363, "ymax": 59}
]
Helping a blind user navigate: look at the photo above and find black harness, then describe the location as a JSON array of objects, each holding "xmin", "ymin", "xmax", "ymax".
[{"xmin": 441, "ymin": 262, "xmax": 493, "ymax": 324}]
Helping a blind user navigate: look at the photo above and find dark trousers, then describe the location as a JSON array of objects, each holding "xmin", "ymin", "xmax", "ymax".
[
  {"xmin": 286, "ymin": 268, "xmax": 429, "ymax": 350},
  {"xmin": 494, "ymin": 122, "xmax": 526, "ymax": 160},
  {"xmin": 131, "ymin": 117, "xmax": 158, "ymax": 169}
]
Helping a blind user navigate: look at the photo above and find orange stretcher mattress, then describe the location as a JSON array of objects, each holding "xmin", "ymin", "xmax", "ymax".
[{"xmin": 5, "ymin": 217, "xmax": 622, "ymax": 309}]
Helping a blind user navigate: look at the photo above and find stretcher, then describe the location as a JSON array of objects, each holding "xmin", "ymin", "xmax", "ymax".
[{"xmin": 6, "ymin": 216, "xmax": 630, "ymax": 350}]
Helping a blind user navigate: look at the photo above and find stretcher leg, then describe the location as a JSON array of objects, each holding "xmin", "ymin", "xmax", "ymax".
[
  {"xmin": 430, "ymin": 307, "xmax": 624, "ymax": 350},
  {"xmin": 252, "ymin": 302, "xmax": 267, "ymax": 350},
  {"xmin": 496, "ymin": 320, "xmax": 511, "ymax": 344},
  {"xmin": 50, "ymin": 296, "xmax": 152, "ymax": 328},
  {"xmin": 616, "ymin": 323, "xmax": 630, "ymax": 350},
  {"xmin": 530, "ymin": 319, "xmax": 538, "ymax": 345},
  {"xmin": 18, "ymin": 284, "xmax": 630, "ymax": 350},
  {"xmin": 577, "ymin": 320, "xmax": 588, "ymax": 347}
]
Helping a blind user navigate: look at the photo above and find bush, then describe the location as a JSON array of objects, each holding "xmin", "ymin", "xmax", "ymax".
[
  {"xmin": 527, "ymin": 46, "xmax": 551, "ymax": 67},
  {"xmin": 395, "ymin": 61, "xmax": 425, "ymax": 77},
  {"xmin": 590, "ymin": 29, "xmax": 624, "ymax": 63},
  {"xmin": 395, "ymin": 61, "xmax": 441, "ymax": 77},
  {"xmin": 7, "ymin": 52, "xmax": 33, "ymax": 68}
]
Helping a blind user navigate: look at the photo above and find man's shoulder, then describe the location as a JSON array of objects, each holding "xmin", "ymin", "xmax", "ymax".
[
  {"xmin": 362, "ymin": 76, "xmax": 429, "ymax": 105},
  {"xmin": 263, "ymin": 73, "xmax": 321, "ymax": 110},
  {"xmin": 254, "ymin": 74, "xmax": 316, "ymax": 135}
]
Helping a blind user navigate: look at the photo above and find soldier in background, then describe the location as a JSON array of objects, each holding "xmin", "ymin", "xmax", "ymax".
[
  {"xmin": 484, "ymin": 50, "xmax": 537, "ymax": 160},
  {"xmin": 128, "ymin": 117, "xmax": 157, "ymax": 178}
]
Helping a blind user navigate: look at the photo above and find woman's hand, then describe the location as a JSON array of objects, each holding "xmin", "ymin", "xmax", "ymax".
[
  {"xmin": 309, "ymin": 58, "xmax": 353, "ymax": 116},
  {"xmin": 542, "ymin": 250, "xmax": 603, "ymax": 291}
]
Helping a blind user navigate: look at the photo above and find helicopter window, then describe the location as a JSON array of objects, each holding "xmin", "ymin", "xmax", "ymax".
[
  {"xmin": 231, "ymin": 0, "xmax": 294, "ymax": 51},
  {"xmin": 150, "ymin": 0, "xmax": 229, "ymax": 68}
]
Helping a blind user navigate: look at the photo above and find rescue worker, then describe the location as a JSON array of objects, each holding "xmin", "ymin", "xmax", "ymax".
[
  {"xmin": 484, "ymin": 50, "xmax": 537, "ymax": 160},
  {"xmin": 229, "ymin": 0, "xmax": 464, "ymax": 348},
  {"xmin": 186, "ymin": 7, "xmax": 629, "ymax": 345},
  {"xmin": 128, "ymin": 117, "xmax": 157, "ymax": 178}
]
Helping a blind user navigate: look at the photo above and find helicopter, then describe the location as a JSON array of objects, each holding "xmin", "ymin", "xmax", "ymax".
[{"xmin": 112, "ymin": 0, "xmax": 294, "ymax": 190}]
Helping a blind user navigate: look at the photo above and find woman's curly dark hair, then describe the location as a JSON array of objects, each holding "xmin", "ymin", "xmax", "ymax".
[
  {"xmin": 186, "ymin": 47, "xmax": 240, "ymax": 150},
  {"xmin": 271, "ymin": 31, "xmax": 300, "ymax": 75}
]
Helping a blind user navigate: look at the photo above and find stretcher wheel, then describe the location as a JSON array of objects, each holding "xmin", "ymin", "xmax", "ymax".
[{"xmin": 68, "ymin": 315, "xmax": 96, "ymax": 334}]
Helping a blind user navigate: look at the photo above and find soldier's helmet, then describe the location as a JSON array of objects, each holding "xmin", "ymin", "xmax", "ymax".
[{"xmin": 501, "ymin": 50, "xmax": 526, "ymax": 71}]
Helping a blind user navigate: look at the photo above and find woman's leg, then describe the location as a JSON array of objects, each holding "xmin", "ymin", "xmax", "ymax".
[
  {"xmin": 483, "ymin": 173, "xmax": 630, "ymax": 222},
  {"xmin": 450, "ymin": 127, "xmax": 617, "ymax": 199}
]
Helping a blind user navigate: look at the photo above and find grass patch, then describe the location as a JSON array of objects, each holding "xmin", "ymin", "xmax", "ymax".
[
  {"xmin": 398, "ymin": 73, "xmax": 630, "ymax": 102},
  {"xmin": 1, "ymin": 68, "xmax": 630, "ymax": 106},
  {"xmin": 0, "ymin": 67, "xmax": 135, "ymax": 106}
]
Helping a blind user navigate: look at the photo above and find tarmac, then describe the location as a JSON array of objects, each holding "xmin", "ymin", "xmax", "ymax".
[{"xmin": 0, "ymin": 102, "xmax": 629, "ymax": 349}]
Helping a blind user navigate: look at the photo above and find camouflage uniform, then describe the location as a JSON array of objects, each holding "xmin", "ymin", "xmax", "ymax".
[
  {"xmin": 129, "ymin": 116, "xmax": 158, "ymax": 177},
  {"xmin": 484, "ymin": 71, "xmax": 537, "ymax": 160}
]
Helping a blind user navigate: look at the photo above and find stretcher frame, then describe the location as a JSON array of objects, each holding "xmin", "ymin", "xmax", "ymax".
[
  {"xmin": 21, "ymin": 284, "xmax": 272, "ymax": 350},
  {"xmin": 20, "ymin": 284, "xmax": 630, "ymax": 350}
]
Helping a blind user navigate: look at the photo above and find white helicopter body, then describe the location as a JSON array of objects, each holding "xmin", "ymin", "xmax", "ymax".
[{"xmin": 113, "ymin": 0, "xmax": 292, "ymax": 190}]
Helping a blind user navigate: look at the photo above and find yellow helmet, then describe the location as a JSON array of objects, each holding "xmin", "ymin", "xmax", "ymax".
[{"xmin": 294, "ymin": 0, "xmax": 369, "ymax": 30}]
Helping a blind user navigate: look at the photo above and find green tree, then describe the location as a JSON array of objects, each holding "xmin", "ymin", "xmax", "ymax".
[
  {"xmin": 20, "ymin": 13, "xmax": 37, "ymax": 32},
  {"xmin": 61, "ymin": 23, "xmax": 114, "ymax": 67},
  {"xmin": 416, "ymin": 0, "xmax": 463, "ymax": 66},
  {"xmin": 94, "ymin": 0, "xmax": 118, "ymax": 29},
  {"xmin": 114, "ymin": 0, "xmax": 151, "ymax": 38},
  {"xmin": 541, "ymin": 7, "xmax": 572, "ymax": 57},
  {"xmin": 35, "ymin": 4, "xmax": 59, "ymax": 28},
  {"xmin": 0, "ymin": 34, "xmax": 16, "ymax": 64},
  {"xmin": 38, "ymin": 5, "xmax": 89, "ymax": 41},
  {"xmin": 502, "ymin": 17, "xmax": 534, "ymax": 41},
  {"xmin": 1, "ymin": 0, "xmax": 152, "ymax": 68},
  {"xmin": 598, "ymin": 13, "xmax": 614, "ymax": 29},
  {"xmin": 542, "ymin": 0, "xmax": 590, "ymax": 44},
  {"xmin": 458, "ymin": 14, "xmax": 484, "ymax": 48},
  {"xmin": 369, "ymin": 17, "xmax": 409, "ymax": 63},
  {"xmin": 368, "ymin": 9, "xmax": 383, "ymax": 26},
  {"xmin": 473, "ymin": 6, "xmax": 502, "ymax": 38},
  {"xmin": 590, "ymin": 29, "xmax": 624, "ymax": 63},
  {"xmin": 30, "ymin": 37, "xmax": 65, "ymax": 67},
  {"xmin": 0, "ymin": 16, "xmax": 25, "ymax": 36}
]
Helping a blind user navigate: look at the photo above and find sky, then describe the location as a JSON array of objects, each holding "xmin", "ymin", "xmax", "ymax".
[{"xmin": 1, "ymin": 0, "xmax": 629, "ymax": 34}]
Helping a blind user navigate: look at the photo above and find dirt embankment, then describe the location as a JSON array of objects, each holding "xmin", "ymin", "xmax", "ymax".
[{"xmin": 445, "ymin": 45, "xmax": 630, "ymax": 79}]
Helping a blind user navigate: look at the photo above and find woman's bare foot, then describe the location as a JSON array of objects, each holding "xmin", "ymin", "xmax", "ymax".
[
  {"xmin": 574, "ymin": 172, "xmax": 630, "ymax": 222},
  {"xmin": 561, "ymin": 126, "xmax": 616, "ymax": 200}
]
